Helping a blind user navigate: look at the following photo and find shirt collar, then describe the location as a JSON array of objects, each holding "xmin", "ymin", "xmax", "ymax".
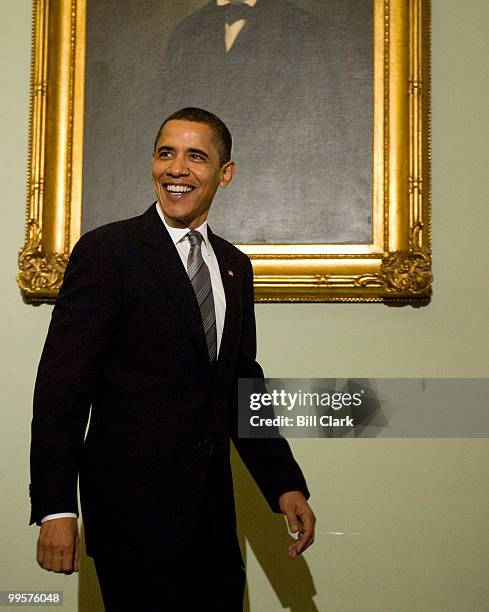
[
  {"xmin": 216, "ymin": 0, "xmax": 257, "ymax": 7},
  {"xmin": 155, "ymin": 202, "xmax": 210, "ymax": 248}
]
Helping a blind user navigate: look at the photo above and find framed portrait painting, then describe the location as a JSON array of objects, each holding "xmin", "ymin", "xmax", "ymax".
[{"xmin": 18, "ymin": 0, "xmax": 432, "ymax": 304}]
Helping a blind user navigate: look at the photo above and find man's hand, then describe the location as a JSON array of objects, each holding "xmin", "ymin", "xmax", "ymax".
[
  {"xmin": 37, "ymin": 518, "xmax": 80, "ymax": 574},
  {"xmin": 279, "ymin": 491, "xmax": 316, "ymax": 559}
]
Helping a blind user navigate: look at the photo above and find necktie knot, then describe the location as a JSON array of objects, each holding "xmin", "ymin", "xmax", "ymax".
[{"xmin": 187, "ymin": 230, "xmax": 203, "ymax": 247}]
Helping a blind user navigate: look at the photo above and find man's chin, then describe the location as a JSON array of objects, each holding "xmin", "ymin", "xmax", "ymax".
[{"xmin": 162, "ymin": 213, "xmax": 191, "ymax": 229}]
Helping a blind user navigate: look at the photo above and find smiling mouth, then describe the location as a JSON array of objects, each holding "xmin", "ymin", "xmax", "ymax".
[{"xmin": 164, "ymin": 184, "xmax": 194, "ymax": 194}]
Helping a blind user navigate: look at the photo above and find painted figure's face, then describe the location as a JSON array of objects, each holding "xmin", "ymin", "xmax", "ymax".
[{"xmin": 152, "ymin": 120, "xmax": 235, "ymax": 229}]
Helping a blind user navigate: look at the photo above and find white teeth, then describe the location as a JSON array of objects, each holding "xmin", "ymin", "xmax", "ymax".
[{"xmin": 165, "ymin": 184, "xmax": 193, "ymax": 193}]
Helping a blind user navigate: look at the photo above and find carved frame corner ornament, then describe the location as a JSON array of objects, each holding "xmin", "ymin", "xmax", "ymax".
[
  {"xmin": 17, "ymin": 219, "xmax": 68, "ymax": 303},
  {"xmin": 355, "ymin": 224, "xmax": 432, "ymax": 302},
  {"xmin": 356, "ymin": 245, "xmax": 432, "ymax": 295},
  {"xmin": 19, "ymin": 0, "xmax": 431, "ymax": 305}
]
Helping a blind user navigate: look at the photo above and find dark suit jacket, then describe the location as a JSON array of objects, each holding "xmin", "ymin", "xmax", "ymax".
[{"xmin": 30, "ymin": 204, "xmax": 309, "ymax": 561}]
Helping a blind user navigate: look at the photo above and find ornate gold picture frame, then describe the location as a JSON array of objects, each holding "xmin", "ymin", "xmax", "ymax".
[{"xmin": 18, "ymin": 0, "xmax": 431, "ymax": 305}]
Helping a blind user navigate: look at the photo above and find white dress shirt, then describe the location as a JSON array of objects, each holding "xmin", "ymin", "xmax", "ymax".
[
  {"xmin": 41, "ymin": 203, "xmax": 227, "ymax": 523},
  {"xmin": 155, "ymin": 203, "xmax": 226, "ymax": 355},
  {"xmin": 217, "ymin": 0, "xmax": 258, "ymax": 52}
]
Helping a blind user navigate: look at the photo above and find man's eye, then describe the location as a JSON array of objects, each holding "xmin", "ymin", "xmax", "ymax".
[
  {"xmin": 190, "ymin": 153, "xmax": 204, "ymax": 160},
  {"xmin": 159, "ymin": 151, "xmax": 171, "ymax": 158}
]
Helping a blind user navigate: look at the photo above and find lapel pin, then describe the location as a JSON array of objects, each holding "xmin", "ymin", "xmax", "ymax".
[{"xmin": 227, "ymin": 270, "xmax": 234, "ymax": 277}]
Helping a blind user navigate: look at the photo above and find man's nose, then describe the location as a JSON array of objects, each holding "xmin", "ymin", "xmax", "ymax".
[{"xmin": 166, "ymin": 155, "xmax": 190, "ymax": 176}]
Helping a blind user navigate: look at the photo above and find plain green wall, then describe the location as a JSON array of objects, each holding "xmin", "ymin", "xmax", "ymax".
[{"xmin": 1, "ymin": 1, "xmax": 488, "ymax": 610}]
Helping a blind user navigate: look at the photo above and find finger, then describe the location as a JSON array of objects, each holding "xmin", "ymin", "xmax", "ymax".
[
  {"xmin": 284, "ymin": 509, "xmax": 301, "ymax": 534},
  {"xmin": 295, "ymin": 528, "xmax": 314, "ymax": 554},
  {"xmin": 61, "ymin": 543, "xmax": 75, "ymax": 574},
  {"xmin": 288, "ymin": 530, "xmax": 315, "ymax": 558},
  {"xmin": 39, "ymin": 540, "xmax": 55, "ymax": 571},
  {"xmin": 287, "ymin": 533, "xmax": 303, "ymax": 559},
  {"xmin": 51, "ymin": 547, "xmax": 64, "ymax": 573},
  {"xmin": 299, "ymin": 509, "xmax": 316, "ymax": 530},
  {"xmin": 288, "ymin": 541, "xmax": 300, "ymax": 559},
  {"xmin": 296, "ymin": 522, "xmax": 314, "ymax": 551},
  {"xmin": 297, "ymin": 533, "xmax": 315, "ymax": 554},
  {"xmin": 295, "ymin": 510, "xmax": 315, "ymax": 550},
  {"xmin": 43, "ymin": 546, "xmax": 55, "ymax": 571}
]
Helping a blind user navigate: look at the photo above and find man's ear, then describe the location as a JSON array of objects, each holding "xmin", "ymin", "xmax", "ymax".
[{"xmin": 220, "ymin": 160, "xmax": 236, "ymax": 188}]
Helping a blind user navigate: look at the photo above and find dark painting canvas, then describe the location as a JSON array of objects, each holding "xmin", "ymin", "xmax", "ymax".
[{"xmin": 82, "ymin": 0, "xmax": 372, "ymax": 244}]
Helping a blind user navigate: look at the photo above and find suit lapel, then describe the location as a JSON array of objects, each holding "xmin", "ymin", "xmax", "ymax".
[
  {"xmin": 135, "ymin": 205, "xmax": 210, "ymax": 366},
  {"xmin": 208, "ymin": 228, "xmax": 241, "ymax": 378}
]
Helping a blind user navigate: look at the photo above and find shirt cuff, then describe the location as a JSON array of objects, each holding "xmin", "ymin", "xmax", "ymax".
[{"xmin": 41, "ymin": 512, "xmax": 77, "ymax": 523}]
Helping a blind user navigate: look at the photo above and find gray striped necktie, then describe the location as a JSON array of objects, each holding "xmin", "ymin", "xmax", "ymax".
[{"xmin": 186, "ymin": 230, "xmax": 217, "ymax": 362}]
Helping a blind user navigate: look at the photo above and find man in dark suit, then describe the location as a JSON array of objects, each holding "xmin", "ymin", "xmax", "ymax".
[
  {"xmin": 152, "ymin": 0, "xmax": 372, "ymax": 244},
  {"xmin": 30, "ymin": 107, "xmax": 315, "ymax": 611}
]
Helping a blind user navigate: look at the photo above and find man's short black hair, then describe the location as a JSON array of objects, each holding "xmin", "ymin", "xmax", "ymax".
[{"xmin": 154, "ymin": 107, "xmax": 232, "ymax": 166}]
